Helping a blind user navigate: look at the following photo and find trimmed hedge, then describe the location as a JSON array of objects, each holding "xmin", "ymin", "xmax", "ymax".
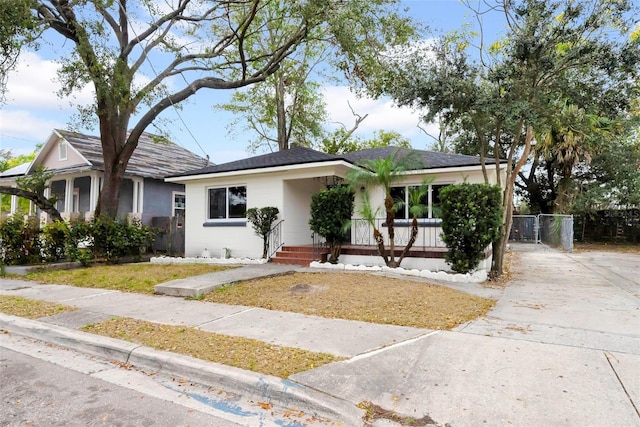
[
  {"xmin": 440, "ymin": 184, "xmax": 503, "ymax": 274},
  {"xmin": 0, "ymin": 216, "xmax": 153, "ymax": 266}
]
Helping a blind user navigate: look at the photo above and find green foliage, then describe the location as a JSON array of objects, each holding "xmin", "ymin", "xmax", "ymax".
[
  {"xmin": 15, "ymin": 166, "xmax": 55, "ymax": 197},
  {"xmin": 89, "ymin": 216, "xmax": 153, "ymax": 261},
  {"xmin": 0, "ymin": 215, "xmax": 153, "ymax": 265},
  {"xmin": 320, "ymin": 129, "xmax": 412, "ymax": 155},
  {"xmin": 0, "ymin": 216, "xmax": 41, "ymax": 265},
  {"xmin": 217, "ymin": 1, "xmax": 417, "ymax": 153},
  {"xmin": 346, "ymin": 150, "xmax": 424, "ymax": 267},
  {"xmin": 378, "ymin": 0, "xmax": 640, "ymax": 275},
  {"xmin": 246, "ymin": 207, "xmax": 280, "ymax": 258},
  {"xmin": 0, "ymin": 0, "xmax": 37, "ymax": 104},
  {"xmin": 440, "ymin": 184, "xmax": 503, "ymax": 274},
  {"xmin": 41, "ymin": 221, "xmax": 69, "ymax": 262},
  {"xmin": 309, "ymin": 186, "xmax": 354, "ymax": 263},
  {"xmin": 0, "ymin": 0, "xmax": 417, "ymax": 218}
]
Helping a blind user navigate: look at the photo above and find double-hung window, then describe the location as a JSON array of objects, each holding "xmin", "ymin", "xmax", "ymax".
[
  {"xmin": 391, "ymin": 184, "xmax": 450, "ymax": 220},
  {"xmin": 207, "ymin": 186, "xmax": 247, "ymax": 221}
]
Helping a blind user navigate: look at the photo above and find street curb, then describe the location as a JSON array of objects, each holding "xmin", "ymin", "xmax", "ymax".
[{"xmin": 0, "ymin": 313, "xmax": 364, "ymax": 425}]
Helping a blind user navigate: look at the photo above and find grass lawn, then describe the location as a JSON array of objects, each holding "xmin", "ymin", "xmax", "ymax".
[
  {"xmin": 205, "ymin": 272, "xmax": 495, "ymax": 330},
  {"xmin": 0, "ymin": 295, "xmax": 76, "ymax": 319},
  {"xmin": 23, "ymin": 263, "xmax": 234, "ymax": 294},
  {"xmin": 83, "ymin": 317, "xmax": 342, "ymax": 377},
  {"xmin": 2, "ymin": 263, "xmax": 495, "ymax": 377}
]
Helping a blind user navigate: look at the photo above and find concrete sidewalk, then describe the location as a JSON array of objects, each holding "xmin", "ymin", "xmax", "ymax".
[
  {"xmin": 1, "ymin": 245, "xmax": 639, "ymax": 426},
  {"xmin": 0, "ymin": 278, "xmax": 428, "ymax": 358},
  {"xmin": 292, "ymin": 245, "xmax": 640, "ymax": 426}
]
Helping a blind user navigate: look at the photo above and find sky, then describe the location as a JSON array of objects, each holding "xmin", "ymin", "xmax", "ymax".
[{"xmin": 0, "ymin": 0, "xmax": 507, "ymax": 165}]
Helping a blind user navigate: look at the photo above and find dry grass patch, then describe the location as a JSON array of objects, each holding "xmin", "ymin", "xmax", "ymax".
[
  {"xmin": 82, "ymin": 317, "xmax": 341, "ymax": 377},
  {"xmin": 24, "ymin": 264, "xmax": 234, "ymax": 294},
  {"xmin": 574, "ymin": 242, "xmax": 640, "ymax": 255},
  {"xmin": 204, "ymin": 272, "xmax": 495, "ymax": 330},
  {"xmin": 0, "ymin": 295, "xmax": 76, "ymax": 319}
]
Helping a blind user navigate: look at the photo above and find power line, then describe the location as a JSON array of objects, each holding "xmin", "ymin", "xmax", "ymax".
[{"xmin": 116, "ymin": 0, "xmax": 209, "ymax": 159}]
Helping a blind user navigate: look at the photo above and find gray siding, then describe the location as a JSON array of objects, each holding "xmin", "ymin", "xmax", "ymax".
[
  {"xmin": 117, "ymin": 179, "xmax": 133, "ymax": 218},
  {"xmin": 142, "ymin": 179, "xmax": 185, "ymax": 224}
]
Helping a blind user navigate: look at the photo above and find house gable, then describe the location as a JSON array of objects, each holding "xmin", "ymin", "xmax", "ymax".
[
  {"xmin": 38, "ymin": 135, "xmax": 89, "ymax": 170},
  {"xmin": 28, "ymin": 130, "xmax": 91, "ymax": 174}
]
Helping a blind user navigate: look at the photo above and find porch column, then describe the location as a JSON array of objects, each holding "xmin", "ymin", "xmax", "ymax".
[
  {"xmin": 89, "ymin": 174, "xmax": 100, "ymax": 212},
  {"xmin": 64, "ymin": 178, "xmax": 74, "ymax": 213},
  {"xmin": 9, "ymin": 187, "xmax": 17, "ymax": 215},
  {"xmin": 132, "ymin": 178, "xmax": 143, "ymax": 214}
]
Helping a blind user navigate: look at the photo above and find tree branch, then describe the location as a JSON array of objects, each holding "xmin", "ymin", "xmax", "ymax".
[{"xmin": 0, "ymin": 186, "xmax": 62, "ymax": 222}]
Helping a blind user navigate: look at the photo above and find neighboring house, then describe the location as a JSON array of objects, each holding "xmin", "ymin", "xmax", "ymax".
[
  {"xmin": 166, "ymin": 146, "xmax": 507, "ymax": 270},
  {"xmin": 0, "ymin": 129, "xmax": 210, "ymax": 225}
]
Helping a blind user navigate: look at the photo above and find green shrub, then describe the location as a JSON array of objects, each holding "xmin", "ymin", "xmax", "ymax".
[
  {"xmin": 440, "ymin": 184, "xmax": 503, "ymax": 274},
  {"xmin": 0, "ymin": 215, "xmax": 27, "ymax": 265},
  {"xmin": 88, "ymin": 216, "xmax": 153, "ymax": 261},
  {"xmin": 41, "ymin": 220, "xmax": 69, "ymax": 262},
  {"xmin": 309, "ymin": 186, "xmax": 354, "ymax": 263},
  {"xmin": 66, "ymin": 218, "xmax": 92, "ymax": 263},
  {"xmin": 0, "ymin": 216, "xmax": 42, "ymax": 265}
]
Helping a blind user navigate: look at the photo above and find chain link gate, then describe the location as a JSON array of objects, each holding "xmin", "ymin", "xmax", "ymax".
[{"xmin": 510, "ymin": 214, "xmax": 573, "ymax": 252}]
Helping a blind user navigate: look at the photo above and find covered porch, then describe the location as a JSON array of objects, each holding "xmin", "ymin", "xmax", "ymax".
[{"xmin": 1, "ymin": 171, "xmax": 145, "ymax": 224}]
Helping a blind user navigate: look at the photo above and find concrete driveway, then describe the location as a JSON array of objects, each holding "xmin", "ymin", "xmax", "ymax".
[{"xmin": 292, "ymin": 244, "xmax": 640, "ymax": 426}]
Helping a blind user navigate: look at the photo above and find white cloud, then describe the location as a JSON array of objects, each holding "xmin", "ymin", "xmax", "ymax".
[
  {"xmin": 0, "ymin": 110, "xmax": 61, "ymax": 141},
  {"xmin": 322, "ymin": 85, "xmax": 426, "ymax": 142},
  {"xmin": 4, "ymin": 51, "xmax": 94, "ymax": 110}
]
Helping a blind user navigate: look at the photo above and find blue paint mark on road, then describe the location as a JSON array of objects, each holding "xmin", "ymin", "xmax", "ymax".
[
  {"xmin": 280, "ymin": 379, "xmax": 305, "ymax": 389},
  {"xmin": 274, "ymin": 420, "xmax": 307, "ymax": 427},
  {"xmin": 162, "ymin": 383, "xmax": 259, "ymax": 418}
]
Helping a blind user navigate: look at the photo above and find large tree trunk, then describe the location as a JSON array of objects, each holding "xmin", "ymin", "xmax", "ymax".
[
  {"xmin": 94, "ymin": 117, "xmax": 136, "ymax": 219},
  {"xmin": 491, "ymin": 125, "xmax": 533, "ymax": 277}
]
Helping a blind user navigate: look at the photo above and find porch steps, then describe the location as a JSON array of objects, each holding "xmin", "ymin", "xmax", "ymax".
[{"xmin": 270, "ymin": 245, "xmax": 328, "ymax": 266}]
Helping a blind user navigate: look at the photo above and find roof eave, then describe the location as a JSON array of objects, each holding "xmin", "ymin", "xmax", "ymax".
[{"xmin": 165, "ymin": 159, "xmax": 355, "ymax": 183}]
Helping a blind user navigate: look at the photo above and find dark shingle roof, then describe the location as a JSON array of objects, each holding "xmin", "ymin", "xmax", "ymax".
[
  {"xmin": 175, "ymin": 146, "xmax": 340, "ymax": 177},
  {"xmin": 171, "ymin": 145, "xmax": 499, "ymax": 178},
  {"xmin": 341, "ymin": 147, "xmax": 490, "ymax": 169},
  {"xmin": 57, "ymin": 130, "xmax": 210, "ymax": 179}
]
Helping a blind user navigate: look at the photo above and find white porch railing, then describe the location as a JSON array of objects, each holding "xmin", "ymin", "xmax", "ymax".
[{"xmin": 350, "ymin": 217, "xmax": 446, "ymax": 248}]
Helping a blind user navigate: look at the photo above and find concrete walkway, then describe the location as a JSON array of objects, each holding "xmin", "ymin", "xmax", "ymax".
[
  {"xmin": 1, "ymin": 244, "xmax": 639, "ymax": 426},
  {"xmin": 153, "ymin": 263, "xmax": 299, "ymax": 297}
]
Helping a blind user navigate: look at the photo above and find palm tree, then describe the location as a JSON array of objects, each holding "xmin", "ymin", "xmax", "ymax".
[
  {"xmin": 347, "ymin": 150, "xmax": 424, "ymax": 267},
  {"xmin": 537, "ymin": 101, "xmax": 612, "ymax": 213}
]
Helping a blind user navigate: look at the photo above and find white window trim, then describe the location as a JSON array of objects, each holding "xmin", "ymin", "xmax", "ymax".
[
  {"xmin": 205, "ymin": 185, "xmax": 247, "ymax": 222},
  {"xmin": 172, "ymin": 191, "xmax": 185, "ymax": 217},
  {"xmin": 391, "ymin": 183, "xmax": 454, "ymax": 219}
]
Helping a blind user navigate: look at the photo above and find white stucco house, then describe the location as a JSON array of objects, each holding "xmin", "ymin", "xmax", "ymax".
[
  {"xmin": 0, "ymin": 129, "xmax": 210, "ymax": 226},
  {"xmin": 166, "ymin": 146, "xmax": 506, "ymax": 270}
]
